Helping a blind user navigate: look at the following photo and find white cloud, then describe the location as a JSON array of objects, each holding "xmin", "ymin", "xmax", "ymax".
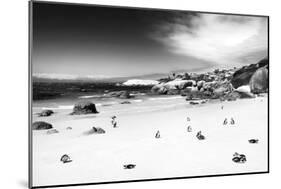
[{"xmin": 154, "ymin": 14, "xmax": 268, "ymax": 66}]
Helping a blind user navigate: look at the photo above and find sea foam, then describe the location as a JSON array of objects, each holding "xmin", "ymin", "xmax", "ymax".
[{"xmin": 78, "ymin": 95, "xmax": 101, "ymax": 99}]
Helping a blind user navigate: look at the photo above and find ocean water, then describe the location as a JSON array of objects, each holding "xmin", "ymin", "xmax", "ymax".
[
  {"xmin": 32, "ymin": 91, "xmax": 192, "ymax": 119},
  {"xmin": 32, "ymin": 81, "xmax": 152, "ymax": 108},
  {"xmin": 33, "ymin": 93, "xmax": 185, "ymax": 109},
  {"xmin": 32, "ymin": 82, "xmax": 203, "ymax": 117}
]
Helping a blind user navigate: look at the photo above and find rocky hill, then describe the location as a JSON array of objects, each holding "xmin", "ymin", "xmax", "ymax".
[{"xmin": 151, "ymin": 57, "xmax": 268, "ymax": 101}]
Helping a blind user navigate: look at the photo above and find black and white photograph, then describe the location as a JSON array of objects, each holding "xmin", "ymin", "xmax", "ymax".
[{"xmin": 30, "ymin": 1, "xmax": 269, "ymax": 188}]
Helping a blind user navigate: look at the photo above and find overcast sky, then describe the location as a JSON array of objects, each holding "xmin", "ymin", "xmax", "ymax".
[{"xmin": 32, "ymin": 2, "xmax": 268, "ymax": 79}]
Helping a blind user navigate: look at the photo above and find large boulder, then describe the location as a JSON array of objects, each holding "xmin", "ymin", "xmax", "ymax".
[
  {"xmin": 235, "ymin": 85, "xmax": 251, "ymax": 93},
  {"xmin": 180, "ymin": 87, "xmax": 197, "ymax": 96},
  {"xmin": 151, "ymin": 84, "xmax": 162, "ymax": 94},
  {"xmin": 231, "ymin": 58, "xmax": 268, "ymax": 88},
  {"xmin": 181, "ymin": 80, "xmax": 196, "ymax": 89},
  {"xmin": 202, "ymin": 81, "xmax": 217, "ymax": 91},
  {"xmin": 151, "ymin": 83, "xmax": 168, "ymax": 94},
  {"xmin": 185, "ymin": 89, "xmax": 212, "ymax": 101},
  {"xmin": 184, "ymin": 80, "xmax": 233, "ymax": 100},
  {"xmin": 197, "ymin": 80, "xmax": 206, "ymax": 90},
  {"xmin": 165, "ymin": 79, "xmax": 196, "ymax": 90},
  {"xmin": 213, "ymin": 86, "xmax": 229, "ymax": 96},
  {"xmin": 46, "ymin": 129, "xmax": 59, "ymax": 134},
  {"xmin": 32, "ymin": 121, "xmax": 53, "ymax": 130},
  {"xmin": 38, "ymin": 109, "xmax": 54, "ymax": 117},
  {"xmin": 222, "ymin": 91, "xmax": 241, "ymax": 101},
  {"xmin": 151, "ymin": 79, "xmax": 196, "ymax": 95},
  {"xmin": 237, "ymin": 91, "xmax": 255, "ymax": 98},
  {"xmin": 249, "ymin": 66, "xmax": 268, "ymax": 94},
  {"xmin": 235, "ymin": 86, "xmax": 255, "ymax": 98},
  {"xmin": 199, "ymin": 80, "xmax": 233, "ymax": 98},
  {"xmin": 189, "ymin": 73, "xmax": 201, "ymax": 81},
  {"xmin": 119, "ymin": 91, "xmax": 132, "ymax": 99},
  {"xmin": 222, "ymin": 86, "xmax": 254, "ymax": 101},
  {"xmin": 167, "ymin": 89, "xmax": 180, "ymax": 95},
  {"xmin": 120, "ymin": 101, "xmax": 131, "ymax": 104},
  {"xmin": 213, "ymin": 81, "xmax": 233, "ymax": 97},
  {"xmin": 158, "ymin": 87, "xmax": 169, "ymax": 94},
  {"xmin": 235, "ymin": 85, "xmax": 255, "ymax": 97},
  {"xmin": 71, "ymin": 101, "xmax": 99, "ymax": 115}
]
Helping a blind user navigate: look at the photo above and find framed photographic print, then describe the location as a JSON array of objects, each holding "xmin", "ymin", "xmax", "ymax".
[{"xmin": 29, "ymin": 0, "xmax": 269, "ymax": 188}]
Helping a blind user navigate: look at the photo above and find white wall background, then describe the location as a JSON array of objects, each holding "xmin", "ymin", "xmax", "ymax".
[{"xmin": 0, "ymin": 0, "xmax": 278, "ymax": 188}]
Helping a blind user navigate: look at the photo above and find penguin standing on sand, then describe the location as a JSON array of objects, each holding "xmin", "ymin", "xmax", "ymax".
[
  {"xmin": 196, "ymin": 131, "xmax": 205, "ymax": 140},
  {"xmin": 123, "ymin": 164, "xmax": 136, "ymax": 169},
  {"xmin": 155, "ymin": 130, "xmax": 161, "ymax": 139},
  {"xmin": 223, "ymin": 118, "xmax": 228, "ymax": 125},
  {"xmin": 230, "ymin": 118, "xmax": 235, "ymax": 125},
  {"xmin": 232, "ymin": 152, "xmax": 246, "ymax": 163},
  {"xmin": 60, "ymin": 154, "xmax": 72, "ymax": 163},
  {"xmin": 111, "ymin": 116, "xmax": 117, "ymax": 128}
]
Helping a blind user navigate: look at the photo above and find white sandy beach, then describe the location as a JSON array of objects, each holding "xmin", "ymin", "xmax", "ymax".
[{"xmin": 32, "ymin": 95, "xmax": 268, "ymax": 187}]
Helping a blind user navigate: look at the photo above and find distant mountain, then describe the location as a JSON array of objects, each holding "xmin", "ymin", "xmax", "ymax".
[
  {"xmin": 32, "ymin": 73, "xmax": 111, "ymax": 83},
  {"xmin": 32, "ymin": 72, "xmax": 170, "ymax": 83}
]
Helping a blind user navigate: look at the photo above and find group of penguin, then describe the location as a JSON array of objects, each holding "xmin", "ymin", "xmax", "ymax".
[
  {"xmin": 154, "ymin": 116, "xmax": 205, "ymax": 140},
  {"xmin": 59, "ymin": 110, "xmax": 258, "ymax": 167}
]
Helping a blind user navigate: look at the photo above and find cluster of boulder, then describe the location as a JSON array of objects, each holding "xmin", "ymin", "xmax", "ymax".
[
  {"xmin": 33, "ymin": 101, "xmax": 100, "ymax": 131},
  {"xmin": 151, "ymin": 57, "xmax": 268, "ymax": 101}
]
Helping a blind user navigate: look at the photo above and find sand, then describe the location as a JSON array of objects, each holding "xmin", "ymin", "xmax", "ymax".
[{"xmin": 32, "ymin": 95, "xmax": 268, "ymax": 187}]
